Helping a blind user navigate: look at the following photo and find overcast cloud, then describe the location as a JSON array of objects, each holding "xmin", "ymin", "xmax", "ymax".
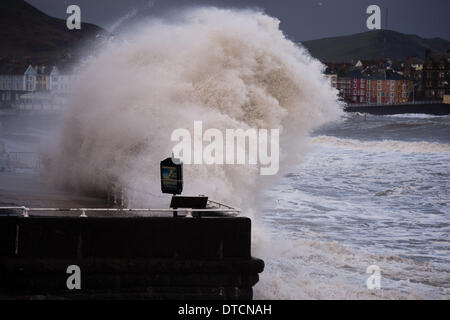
[{"xmin": 27, "ymin": 0, "xmax": 450, "ymax": 41}]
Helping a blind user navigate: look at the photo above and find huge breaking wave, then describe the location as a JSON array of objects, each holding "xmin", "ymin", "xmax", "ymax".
[
  {"xmin": 48, "ymin": 7, "xmax": 443, "ymax": 299},
  {"xmin": 52, "ymin": 8, "xmax": 341, "ymax": 211}
]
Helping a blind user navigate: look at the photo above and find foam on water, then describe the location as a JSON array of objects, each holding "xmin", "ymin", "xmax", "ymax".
[
  {"xmin": 256, "ymin": 124, "xmax": 449, "ymax": 299},
  {"xmin": 312, "ymin": 135, "xmax": 450, "ymax": 153}
]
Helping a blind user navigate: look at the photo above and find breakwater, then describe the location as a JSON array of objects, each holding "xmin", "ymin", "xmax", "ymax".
[
  {"xmin": 0, "ymin": 215, "xmax": 264, "ymax": 300},
  {"xmin": 344, "ymin": 102, "xmax": 449, "ymax": 115}
]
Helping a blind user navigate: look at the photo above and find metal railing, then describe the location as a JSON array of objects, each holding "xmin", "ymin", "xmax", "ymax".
[
  {"xmin": 0, "ymin": 164, "xmax": 241, "ymax": 217},
  {"xmin": 0, "ymin": 202, "xmax": 241, "ymax": 218}
]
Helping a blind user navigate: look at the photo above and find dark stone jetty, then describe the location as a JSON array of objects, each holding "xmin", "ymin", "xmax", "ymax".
[
  {"xmin": 0, "ymin": 215, "xmax": 264, "ymax": 300},
  {"xmin": 344, "ymin": 102, "xmax": 450, "ymax": 115}
]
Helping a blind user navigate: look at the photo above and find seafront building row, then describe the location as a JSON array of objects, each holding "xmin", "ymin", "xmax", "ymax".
[
  {"xmin": 332, "ymin": 71, "xmax": 414, "ymax": 104},
  {"xmin": 324, "ymin": 49, "xmax": 450, "ymax": 105},
  {"xmin": 0, "ymin": 64, "xmax": 76, "ymax": 109},
  {"xmin": 0, "ymin": 49, "xmax": 449, "ymax": 109}
]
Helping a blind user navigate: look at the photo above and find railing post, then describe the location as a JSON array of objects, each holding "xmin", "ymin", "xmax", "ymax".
[
  {"xmin": 22, "ymin": 207, "xmax": 29, "ymax": 217},
  {"xmin": 120, "ymin": 187, "xmax": 124, "ymax": 207},
  {"xmin": 113, "ymin": 186, "xmax": 118, "ymax": 205}
]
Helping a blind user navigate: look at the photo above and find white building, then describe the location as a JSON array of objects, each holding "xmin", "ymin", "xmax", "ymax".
[
  {"xmin": 0, "ymin": 65, "xmax": 37, "ymax": 107},
  {"xmin": 1, "ymin": 63, "xmax": 78, "ymax": 109},
  {"xmin": 325, "ymin": 73, "xmax": 338, "ymax": 88},
  {"xmin": 35, "ymin": 66, "xmax": 51, "ymax": 91},
  {"xmin": 49, "ymin": 66, "xmax": 77, "ymax": 94}
]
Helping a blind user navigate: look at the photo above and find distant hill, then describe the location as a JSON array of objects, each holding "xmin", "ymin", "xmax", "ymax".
[
  {"xmin": 301, "ymin": 30, "xmax": 450, "ymax": 62},
  {"xmin": 0, "ymin": 0, "xmax": 107, "ymax": 66}
]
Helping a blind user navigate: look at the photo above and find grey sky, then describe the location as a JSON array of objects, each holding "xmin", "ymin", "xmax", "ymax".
[{"xmin": 27, "ymin": 0, "xmax": 450, "ymax": 41}]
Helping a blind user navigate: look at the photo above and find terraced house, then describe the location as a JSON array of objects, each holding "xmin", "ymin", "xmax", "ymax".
[
  {"xmin": 422, "ymin": 50, "xmax": 450, "ymax": 100},
  {"xmin": 337, "ymin": 70, "xmax": 414, "ymax": 104},
  {"xmin": 0, "ymin": 63, "xmax": 76, "ymax": 108},
  {"xmin": 0, "ymin": 64, "xmax": 36, "ymax": 107}
]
